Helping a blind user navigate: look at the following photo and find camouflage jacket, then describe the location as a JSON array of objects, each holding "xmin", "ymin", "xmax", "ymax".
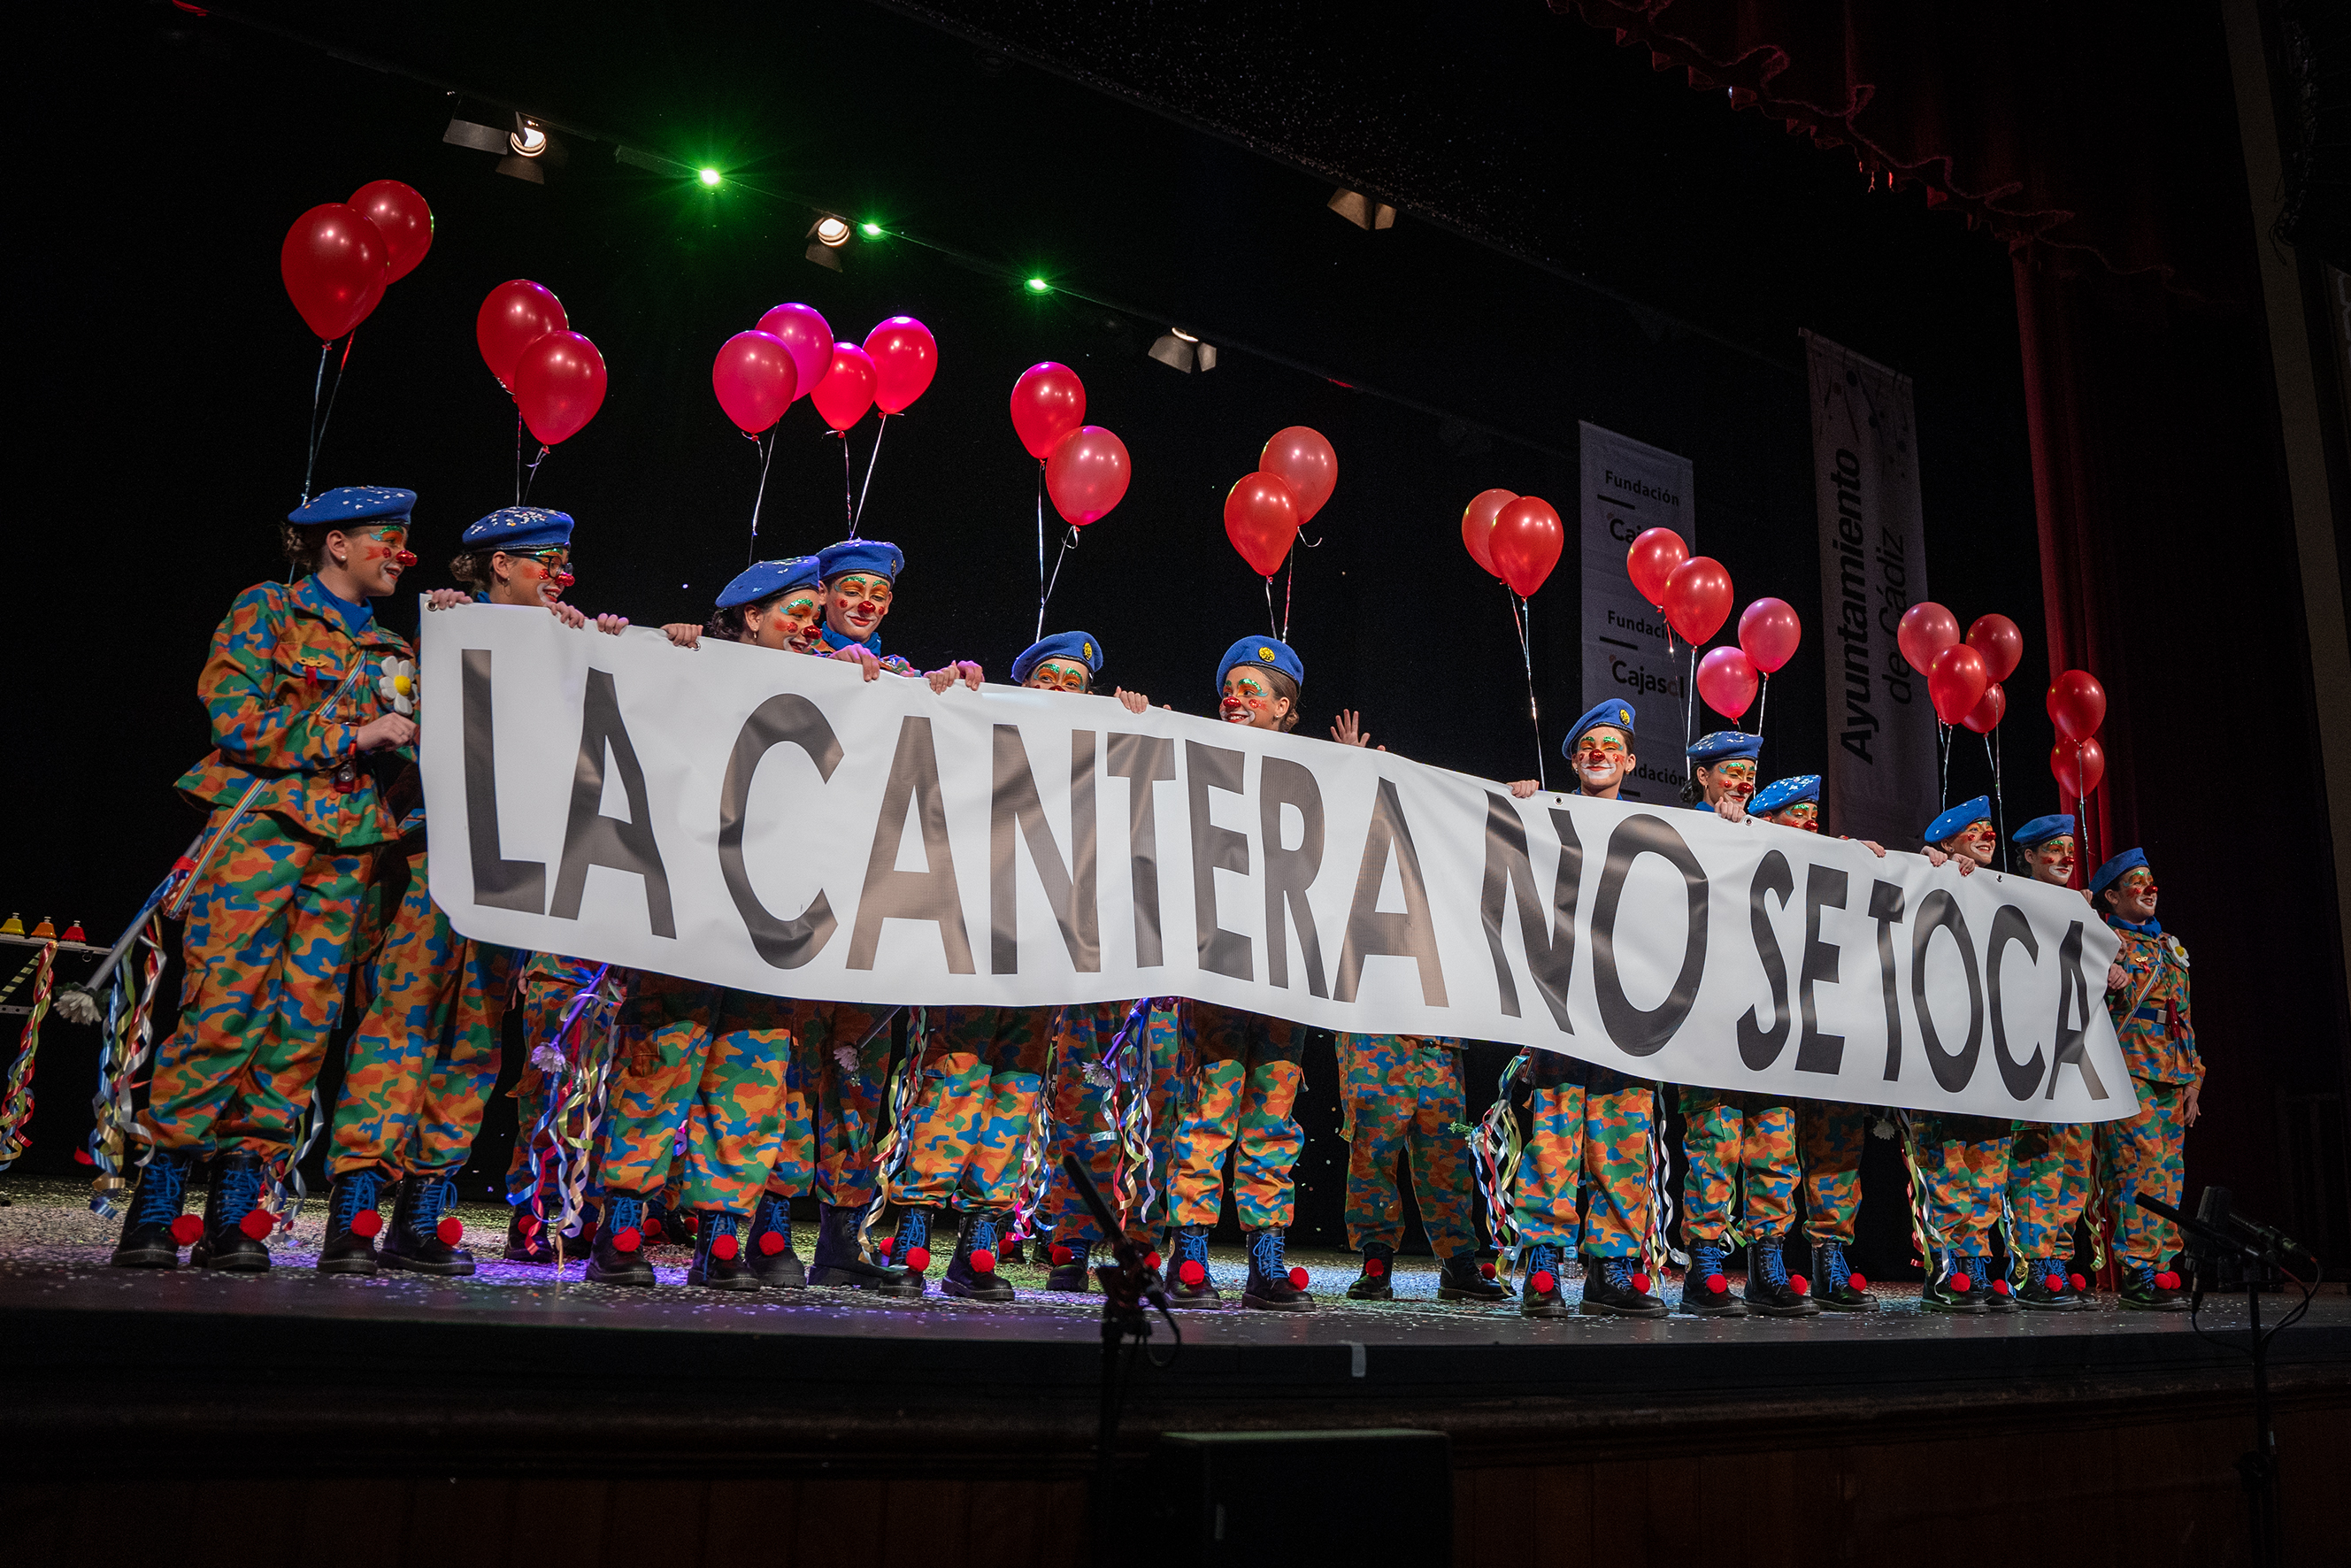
[{"xmin": 2105, "ymin": 920, "xmax": 2201, "ymax": 1087}]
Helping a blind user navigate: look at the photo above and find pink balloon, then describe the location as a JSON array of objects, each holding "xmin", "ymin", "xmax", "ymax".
[
  {"xmin": 864, "ymin": 316, "xmax": 937, "ymax": 414},
  {"xmin": 512, "ymin": 330, "xmax": 607, "ymax": 446},
  {"xmin": 755, "ymin": 303, "xmax": 834, "ymax": 404},
  {"xmin": 1489, "ymin": 496, "xmax": 1565, "ymax": 597},
  {"xmin": 1966, "ymin": 613, "xmax": 2024, "ymax": 684},
  {"xmin": 1462, "ymin": 488, "xmax": 1516, "ymax": 579},
  {"xmin": 711, "ymin": 330, "xmax": 798, "ymax": 434},
  {"xmin": 1011, "ymin": 363, "xmax": 1087, "ymax": 459},
  {"xmin": 1927, "ymin": 644, "xmax": 1990, "ymax": 726},
  {"xmin": 1896, "ymin": 602, "xmax": 1961, "ymax": 673},
  {"xmin": 477, "ymin": 280, "xmax": 566, "ymax": 390},
  {"xmin": 281, "ymin": 204, "xmax": 388, "ymax": 342},
  {"xmin": 1696, "ymin": 647, "xmax": 1759, "ymax": 721},
  {"xmin": 1738, "ymin": 598, "xmax": 1802, "ymax": 674},
  {"xmin": 811, "ymin": 343, "xmax": 876, "ymax": 434},
  {"xmin": 1225, "ymin": 473, "xmax": 1300, "ymax": 576},
  {"xmin": 2048, "ymin": 669, "xmax": 2107, "ymax": 743},
  {"xmin": 346, "ymin": 180, "xmax": 434, "ymax": 284},
  {"xmin": 1045, "ymin": 426, "xmax": 1132, "ymax": 526},
  {"xmin": 1260, "ymin": 427, "xmax": 1337, "ymax": 524}
]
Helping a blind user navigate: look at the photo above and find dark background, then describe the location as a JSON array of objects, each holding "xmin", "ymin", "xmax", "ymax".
[{"xmin": 4, "ymin": 2, "xmax": 2076, "ymax": 1265}]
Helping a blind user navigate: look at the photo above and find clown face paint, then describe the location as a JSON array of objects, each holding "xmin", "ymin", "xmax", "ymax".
[
  {"xmin": 1025, "ymin": 657, "xmax": 1092, "ymax": 695},
  {"xmin": 1571, "ymin": 726, "xmax": 1633, "ymax": 799},
  {"xmin": 489, "ymin": 547, "xmax": 572, "ymax": 610},
  {"xmin": 1766, "ymin": 802, "xmax": 1821, "ymax": 833},
  {"xmin": 2024, "ymin": 835, "xmax": 2077, "ymax": 888},
  {"xmin": 826, "ymin": 572, "xmax": 894, "ymax": 642},
  {"xmin": 339, "ymin": 525, "xmax": 411, "ymax": 597},
  {"xmin": 743, "ymin": 588, "xmax": 825, "ymax": 653},
  {"xmin": 1220, "ymin": 667, "xmax": 1292, "ymax": 730},
  {"xmin": 1941, "ymin": 819, "xmax": 1998, "ymax": 866},
  {"xmin": 2106, "ymin": 867, "xmax": 2159, "ymax": 921},
  {"xmin": 1695, "ymin": 758, "xmax": 1757, "ymax": 809}
]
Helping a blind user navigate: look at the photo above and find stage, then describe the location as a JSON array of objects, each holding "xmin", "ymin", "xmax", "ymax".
[{"xmin": 4, "ymin": 1177, "xmax": 2344, "ymax": 1565}]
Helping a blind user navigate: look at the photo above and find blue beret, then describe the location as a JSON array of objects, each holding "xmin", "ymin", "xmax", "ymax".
[
  {"xmin": 1925, "ymin": 796, "xmax": 1994, "ymax": 845},
  {"xmin": 461, "ymin": 506, "xmax": 573, "ymax": 552},
  {"xmin": 2089, "ymin": 847, "xmax": 2148, "ymax": 895},
  {"xmin": 288, "ymin": 486, "xmax": 414, "ymax": 527},
  {"xmin": 2012, "ymin": 813, "xmax": 2077, "ymax": 849},
  {"xmin": 1750, "ymin": 775, "xmax": 1821, "ymax": 815},
  {"xmin": 1563, "ymin": 700, "xmax": 1638, "ymax": 757},
  {"xmin": 716, "ymin": 555, "xmax": 825, "ymax": 610},
  {"xmin": 1687, "ymin": 730, "xmax": 1764, "ymax": 765},
  {"xmin": 818, "ymin": 538, "xmax": 904, "ymax": 582},
  {"xmin": 1013, "ymin": 631, "xmax": 1103, "ymax": 685},
  {"xmin": 1217, "ymin": 635, "xmax": 1303, "ymax": 694}
]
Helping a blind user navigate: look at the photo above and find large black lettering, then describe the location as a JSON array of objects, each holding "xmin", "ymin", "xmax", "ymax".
[
  {"xmin": 461, "ymin": 649, "xmax": 547, "ymax": 913},
  {"xmin": 1737, "ymin": 851, "xmax": 1794, "ymax": 1070},
  {"xmin": 1185, "ymin": 741, "xmax": 1252, "ymax": 980},
  {"xmin": 1867, "ymin": 880, "xmax": 1906, "ymax": 1080},
  {"xmin": 1987, "ymin": 904, "xmax": 2044, "ymax": 1100},
  {"xmin": 1105, "ymin": 733, "xmax": 1175, "ymax": 968},
  {"xmin": 1477, "ymin": 796, "xmax": 1579, "ymax": 1031},
  {"xmin": 846, "ymin": 717, "xmax": 975, "ymax": 972},
  {"xmin": 1589, "ymin": 814, "xmax": 1707, "ymax": 1056},
  {"xmin": 988, "ymin": 726, "xmax": 1099, "ymax": 974},
  {"xmin": 1795, "ymin": 864, "xmax": 1849, "ymax": 1074},
  {"xmin": 1258, "ymin": 757, "xmax": 1328, "ymax": 996},
  {"xmin": 2046, "ymin": 920, "xmax": 2112, "ymax": 1101},
  {"xmin": 1335, "ymin": 779, "xmax": 1448, "ymax": 1004},
  {"xmin": 549, "ymin": 668, "xmax": 675, "ymax": 937},
  {"xmin": 1909, "ymin": 889, "xmax": 1983, "ymax": 1092},
  {"xmin": 718, "ymin": 694, "xmax": 841, "ymax": 968}
]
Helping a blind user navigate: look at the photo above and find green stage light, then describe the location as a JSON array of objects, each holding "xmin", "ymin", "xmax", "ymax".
[
  {"xmin": 1025, "ymin": 277, "xmax": 1051, "ymax": 293},
  {"xmin": 860, "ymin": 221, "xmax": 883, "ymax": 237},
  {"xmin": 698, "ymin": 167, "xmax": 723, "ymax": 187}
]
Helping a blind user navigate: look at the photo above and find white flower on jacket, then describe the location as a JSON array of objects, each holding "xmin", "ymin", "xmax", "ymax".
[{"xmin": 377, "ymin": 657, "xmax": 418, "ymax": 716}]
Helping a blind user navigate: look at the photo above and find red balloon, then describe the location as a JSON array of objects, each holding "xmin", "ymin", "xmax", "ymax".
[
  {"xmin": 1225, "ymin": 473, "xmax": 1300, "ymax": 577},
  {"xmin": 1926, "ymin": 644, "xmax": 1990, "ymax": 726},
  {"xmin": 711, "ymin": 330, "xmax": 798, "ymax": 435},
  {"xmin": 1966, "ymin": 613, "xmax": 2024, "ymax": 684},
  {"xmin": 1260, "ymin": 427, "xmax": 1337, "ymax": 524},
  {"xmin": 1010, "ymin": 362, "xmax": 1087, "ymax": 459},
  {"xmin": 1663, "ymin": 557, "xmax": 1734, "ymax": 643},
  {"xmin": 1961, "ymin": 681, "xmax": 2007, "ymax": 735},
  {"xmin": 811, "ymin": 343, "xmax": 877, "ymax": 433},
  {"xmin": 511, "ymin": 330, "xmax": 607, "ymax": 445},
  {"xmin": 864, "ymin": 316, "xmax": 937, "ymax": 415},
  {"xmin": 2051, "ymin": 737, "xmax": 2106, "ymax": 797},
  {"xmin": 1462, "ymin": 488, "xmax": 1516, "ymax": 578},
  {"xmin": 1738, "ymin": 598, "xmax": 1802, "ymax": 674},
  {"xmin": 1490, "ymin": 497, "xmax": 1565, "ymax": 597},
  {"xmin": 1045, "ymin": 426, "xmax": 1132, "ymax": 526},
  {"xmin": 755, "ymin": 303, "xmax": 834, "ymax": 404},
  {"xmin": 1896, "ymin": 602, "xmax": 1961, "ymax": 673},
  {"xmin": 347, "ymin": 180, "xmax": 433, "ymax": 283},
  {"xmin": 280, "ymin": 204, "xmax": 387, "ymax": 342},
  {"xmin": 2047, "ymin": 669, "xmax": 2107, "ymax": 742},
  {"xmin": 1696, "ymin": 647, "xmax": 1759, "ymax": 721},
  {"xmin": 477, "ymin": 281, "xmax": 566, "ymax": 391},
  {"xmin": 1626, "ymin": 527, "xmax": 1688, "ymax": 609}
]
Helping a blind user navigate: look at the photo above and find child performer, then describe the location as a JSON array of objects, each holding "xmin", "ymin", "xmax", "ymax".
[
  {"xmin": 115, "ymin": 488, "xmax": 421, "ymax": 1272},
  {"xmin": 2002, "ymin": 814, "xmax": 2094, "ymax": 1310},
  {"xmin": 2093, "ymin": 849, "xmax": 2200, "ymax": 1310},
  {"xmin": 1911, "ymin": 796, "xmax": 2009, "ymax": 1313}
]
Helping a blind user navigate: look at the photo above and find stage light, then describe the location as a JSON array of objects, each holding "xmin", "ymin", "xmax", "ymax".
[
  {"xmin": 511, "ymin": 118, "xmax": 549, "ymax": 158},
  {"xmin": 699, "ymin": 166, "xmax": 723, "ymax": 187},
  {"xmin": 813, "ymin": 216, "xmax": 851, "ymax": 247},
  {"xmin": 1149, "ymin": 330, "xmax": 1217, "ymax": 373},
  {"xmin": 859, "ymin": 221, "xmax": 884, "ymax": 237},
  {"xmin": 1026, "ymin": 277, "xmax": 1052, "ymax": 293},
  {"xmin": 1327, "ymin": 188, "xmax": 1396, "ymax": 230},
  {"xmin": 805, "ymin": 214, "xmax": 857, "ymax": 271}
]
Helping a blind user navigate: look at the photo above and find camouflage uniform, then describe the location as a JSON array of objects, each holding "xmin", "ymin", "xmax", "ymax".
[
  {"xmin": 1799, "ymin": 1101, "xmax": 1871, "ymax": 1245},
  {"xmin": 1679, "ymin": 1087, "xmax": 1799, "ymax": 1243},
  {"xmin": 885, "ymin": 1005, "xmax": 1053, "ymax": 1213},
  {"xmin": 142, "ymin": 578, "xmax": 411, "ymax": 1160},
  {"xmin": 596, "ymin": 974, "xmax": 792, "ymax": 1217},
  {"xmin": 2005, "ymin": 1121, "xmax": 2094, "ymax": 1263},
  {"xmin": 1170, "ymin": 1003, "xmax": 1306, "ymax": 1232},
  {"xmin": 1511, "ymin": 1055, "xmax": 1655, "ymax": 1258},
  {"xmin": 503, "ymin": 953, "xmax": 603, "ymax": 1206},
  {"xmin": 1909, "ymin": 1113, "xmax": 2010, "ymax": 1257},
  {"xmin": 1040, "ymin": 1000, "xmax": 1187, "ymax": 1249},
  {"xmin": 1338, "ymin": 1034, "xmax": 1479, "ymax": 1258},
  {"xmin": 2101, "ymin": 919, "xmax": 2201, "ymax": 1267},
  {"xmin": 781, "ymin": 1000, "xmax": 892, "ymax": 1211}
]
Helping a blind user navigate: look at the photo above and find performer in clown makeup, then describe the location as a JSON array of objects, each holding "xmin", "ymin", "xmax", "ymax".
[
  {"xmin": 811, "ymin": 538, "xmax": 983, "ymax": 693},
  {"xmin": 1995, "ymin": 813, "xmax": 2095, "ymax": 1310},
  {"xmin": 2093, "ymin": 848, "xmax": 2200, "ymax": 1310},
  {"xmin": 1683, "ymin": 730, "xmax": 1762, "ymax": 819}
]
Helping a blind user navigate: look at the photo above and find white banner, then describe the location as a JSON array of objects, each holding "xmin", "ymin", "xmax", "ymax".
[
  {"xmin": 419, "ymin": 604, "xmax": 2137, "ymax": 1123},
  {"xmin": 1805, "ymin": 330, "xmax": 1940, "ymax": 848},
  {"xmin": 1579, "ymin": 420, "xmax": 1694, "ymax": 805}
]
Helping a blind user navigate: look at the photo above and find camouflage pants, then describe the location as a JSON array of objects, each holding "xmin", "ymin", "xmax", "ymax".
[
  {"xmin": 2006, "ymin": 1120, "xmax": 2095, "ymax": 1261},
  {"xmin": 1911, "ymin": 1112, "xmax": 2010, "ymax": 1253},
  {"xmin": 1679, "ymin": 1086, "xmax": 1799, "ymax": 1244},
  {"xmin": 329, "ymin": 847, "xmax": 512, "ymax": 1179},
  {"xmin": 142, "ymin": 809, "xmax": 371, "ymax": 1159},
  {"xmin": 2099, "ymin": 1080, "xmax": 2188, "ymax": 1268},
  {"xmin": 885, "ymin": 1005, "xmax": 1052, "ymax": 1211},
  {"xmin": 597, "ymin": 979, "xmax": 792, "ymax": 1218},
  {"xmin": 1510, "ymin": 1056, "xmax": 1653, "ymax": 1258},
  {"xmin": 1799, "ymin": 1101, "xmax": 1871, "ymax": 1245},
  {"xmin": 503, "ymin": 954, "xmax": 603, "ymax": 1206},
  {"xmin": 774, "ymin": 1000, "xmax": 891, "ymax": 1209},
  {"xmin": 1040, "ymin": 1000, "xmax": 1187, "ymax": 1248},
  {"xmin": 1339, "ymin": 1034, "xmax": 1478, "ymax": 1258},
  {"xmin": 1170, "ymin": 1003, "xmax": 1305, "ymax": 1231}
]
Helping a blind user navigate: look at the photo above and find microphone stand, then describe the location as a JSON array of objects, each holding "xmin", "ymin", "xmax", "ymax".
[{"xmin": 1060, "ymin": 1150, "xmax": 1177, "ymax": 1564}]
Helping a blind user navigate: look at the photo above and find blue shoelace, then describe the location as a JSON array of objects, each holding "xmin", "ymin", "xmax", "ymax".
[
  {"xmin": 1689, "ymin": 1241, "xmax": 1728, "ymax": 1283},
  {"xmin": 407, "ymin": 1175, "xmax": 457, "ymax": 1238},
  {"xmin": 330, "ymin": 1169, "xmax": 384, "ymax": 1232},
  {"xmin": 131, "ymin": 1155, "xmax": 189, "ymax": 1227},
  {"xmin": 605, "ymin": 1195, "xmax": 647, "ymax": 1238},
  {"xmin": 1756, "ymin": 1243, "xmax": 1790, "ymax": 1288},
  {"xmin": 966, "ymin": 1213, "xmax": 1003, "ymax": 1261},
  {"xmin": 216, "ymin": 1158, "xmax": 264, "ymax": 1228},
  {"xmin": 896, "ymin": 1208, "xmax": 932, "ymax": 1259},
  {"xmin": 750, "ymin": 1192, "xmax": 791, "ymax": 1245},
  {"xmin": 1817, "ymin": 1241, "xmax": 1852, "ymax": 1291},
  {"xmin": 1248, "ymin": 1229, "xmax": 1287, "ymax": 1279}
]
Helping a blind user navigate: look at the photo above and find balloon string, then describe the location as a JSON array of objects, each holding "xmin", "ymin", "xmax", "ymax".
[
  {"xmin": 1756, "ymin": 671, "xmax": 1770, "ymax": 740},
  {"xmin": 301, "ymin": 332, "xmax": 357, "ymax": 510},
  {"xmin": 1281, "ymin": 548, "xmax": 1296, "ymax": 642},
  {"xmin": 522, "ymin": 444, "xmax": 550, "ymax": 504},
  {"xmin": 838, "ymin": 432, "xmax": 855, "ymax": 537},
  {"xmin": 1986, "ymin": 728, "xmax": 2008, "ymax": 872},
  {"xmin": 1264, "ymin": 576, "xmax": 1279, "ymax": 636},
  {"xmin": 748, "ymin": 429, "xmax": 776, "ymax": 565},
  {"xmin": 1683, "ymin": 644, "xmax": 1697, "ymax": 756},
  {"xmin": 514, "ymin": 410, "xmax": 525, "ymax": 507},
  {"xmin": 1514, "ymin": 594, "xmax": 1545, "ymax": 790},
  {"xmin": 1041, "ymin": 527, "xmax": 1077, "ymax": 630},
  {"xmin": 854, "ymin": 413, "xmax": 888, "ymax": 532},
  {"xmin": 1936, "ymin": 722, "xmax": 1951, "ymax": 811},
  {"xmin": 1035, "ymin": 461, "xmax": 1048, "ymax": 642}
]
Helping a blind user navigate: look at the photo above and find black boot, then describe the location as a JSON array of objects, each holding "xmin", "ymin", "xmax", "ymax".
[
  {"xmin": 111, "ymin": 1149, "xmax": 197, "ymax": 1269},
  {"xmin": 747, "ymin": 1191, "xmax": 805, "ymax": 1287},
  {"xmin": 645, "ymin": 1194, "xmax": 695, "ymax": 1249},
  {"xmin": 1241, "ymin": 1227, "xmax": 1314, "ymax": 1311},
  {"xmin": 1436, "ymin": 1253, "xmax": 1508, "ymax": 1302},
  {"xmin": 198, "ymin": 1150, "xmax": 273, "ymax": 1272},
  {"xmin": 1963, "ymin": 1254, "xmax": 2013, "ymax": 1313},
  {"xmin": 1921, "ymin": 1253, "xmax": 1986, "ymax": 1313},
  {"xmin": 1743, "ymin": 1237, "xmax": 1819, "ymax": 1317},
  {"xmin": 2117, "ymin": 1262, "xmax": 2189, "ymax": 1311},
  {"xmin": 1579, "ymin": 1254, "xmax": 1668, "ymax": 1318},
  {"xmin": 1167, "ymin": 1224, "xmax": 1221, "ymax": 1306},
  {"xmin": 584, "ymin": 1193, "xmax": 658, "ymax": 1287},
  {"xmin": 1347, "ymin": 1241, "xmax": 1396, "ymax": 1301},
  {"xmin": 318, "ymin": 1168, "xmax": 391, "ymax": 1275},
  {"xmin": 1679, "ymin": 1240, "xmax": 1747, "ymax": 1316},
  {"xmin": 999, "ymin": 1223, "xmax": 1027, "ymax": 1266},
  {"xmin": 944, "ymin": 1211, "xmax": 1017, "ymax": 1303},
  {"xmin": 2016, "ymin": 1258, "xmax": 2079, "ymax": 1311},
  {"xmin": 808, "ymin": 1201, "xmax": 916, "ymax": 1293},
  {"xmin": 874, "ymin": 1205, "xmax": 937, "ymax": 1297},
  {"xmin": 1807, "ymin": 1239, "xmax": 1879, "ymax": 1311},
  {"xmin": 1519, "ymin": 1242, "xmax": 1570, "ymax": 1318},
  {"xmin": 380, "ymin": 1173, "xmax": 477, "ymax": 1277},
  {"xmin": 687, "ymin": 1211, "xmax": 760, "ymax": 1290},
  {"xmin": 503, "ymin": 1206, "xmax": 558, "ymax": 1264},
  {"xmin": 1045, "ymin": 1234, "xmax": 1093, "ymax": 1293}
]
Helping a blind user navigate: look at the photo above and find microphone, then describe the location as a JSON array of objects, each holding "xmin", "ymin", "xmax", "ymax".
[{"xmin": 2192, "ymin": 1186, "xmax": 2232, "ymax": 1311}]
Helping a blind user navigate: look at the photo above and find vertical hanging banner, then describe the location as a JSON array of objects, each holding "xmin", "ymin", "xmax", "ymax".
[
  {"xmin": 1578, "ymin": 420, "xmax": 1695, "ymax": 804},
  {"xmin": 1804, "ymin": 330, "xmax": 1940, "ymax": 848}
]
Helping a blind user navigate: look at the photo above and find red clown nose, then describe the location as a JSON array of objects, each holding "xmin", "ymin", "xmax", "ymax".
[{"xmin": 393, "ymin": 550, "xmax": 419, "ymax": 568}]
